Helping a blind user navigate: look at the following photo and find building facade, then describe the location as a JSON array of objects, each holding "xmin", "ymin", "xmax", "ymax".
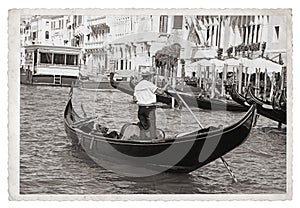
[{"xmin": 20, "ymin": 15, "xmax": 287, "ymax": 77}]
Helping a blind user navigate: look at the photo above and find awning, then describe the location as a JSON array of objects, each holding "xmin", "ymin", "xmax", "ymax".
[{"xmin": 186, "ymin": 57, "xmax": 283, "ymax": 74}]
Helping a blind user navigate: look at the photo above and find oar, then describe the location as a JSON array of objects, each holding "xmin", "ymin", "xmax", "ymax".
[
  {"xmin": 81, "ymin": 103, "xmax": 87, "ymax": 118},
  {"xmin": 169, "ymin": 86, "xmax": 238, "ymax": 183},
  {"xmin": 169, "ymin": 87, "xmax": 203, "ymax": 128}
]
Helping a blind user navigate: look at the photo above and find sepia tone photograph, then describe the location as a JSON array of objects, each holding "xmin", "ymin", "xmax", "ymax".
[{"xmin": 7, "ymin": 8, "xmax": 292, "ymax": 201}]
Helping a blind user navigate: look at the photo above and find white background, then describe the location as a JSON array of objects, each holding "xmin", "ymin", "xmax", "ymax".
[{"xmin": 1, "ymin": 0, "xmax": 298, "ymax": 207}]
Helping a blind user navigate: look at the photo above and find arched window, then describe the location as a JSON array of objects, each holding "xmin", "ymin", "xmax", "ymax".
[{"xmin": 45, "ymin": 31, "xmax": 49, "ymax": 40}]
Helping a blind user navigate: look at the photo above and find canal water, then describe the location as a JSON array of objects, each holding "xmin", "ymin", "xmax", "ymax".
[{"xmin": 20, "ymin": 85, "xmax": 287, "ymax": 194}]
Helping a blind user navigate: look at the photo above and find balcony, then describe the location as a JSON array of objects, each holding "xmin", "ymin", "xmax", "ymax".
[{"xmin": 84, "ymin": 41, "xmax": 105, "ymax": 49}]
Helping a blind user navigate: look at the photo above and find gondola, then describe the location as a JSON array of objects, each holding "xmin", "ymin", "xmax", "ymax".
[
  {"xmin": 272, "ymin": 89, "xmax": 287, "ymax": 112},
  {"xmin": 109, "ymin": 72, "xmax": 177, "ymax": 106},
  {"xmin": 110, "ymin": 73, "xmax": 248, "ymax": 112},
  {"xmin": 167, "ymin": 90, "xmax": 249, "ymax": 111},
  {"xmin": 246, "ymin": 87, "xmax": 286, "ymax": 124},
  {"xmin": 230, "ymin": 84, "xmax": 250, "ymax": 107},
  {"xmin": 64, "ymin": 89, "xmax": 256, "ymax": 175}
]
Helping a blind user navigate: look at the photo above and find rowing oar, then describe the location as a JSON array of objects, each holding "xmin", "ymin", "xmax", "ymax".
[
  {"xmin": 81, "ymin": 103, "xmax": 87, "ymax": 118},
  {"xmin": 169, "ymin": 86, "xmax": 238, "ymax": 183}
]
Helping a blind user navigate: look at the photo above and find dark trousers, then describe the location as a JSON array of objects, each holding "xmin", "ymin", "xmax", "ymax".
[{"xmin": 137, "ymin": 106, "xmax": 156, "ymax": 140}]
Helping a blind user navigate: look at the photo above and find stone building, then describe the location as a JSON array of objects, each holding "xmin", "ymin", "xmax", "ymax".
[{"xmin": 20, "ymin": 14, "xmax": 288, "ymax": 78}]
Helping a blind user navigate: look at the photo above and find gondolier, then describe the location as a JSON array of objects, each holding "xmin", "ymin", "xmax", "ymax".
[{"xmin": 133, "ymin": 71, "xmax": 169, "ymax": 140}]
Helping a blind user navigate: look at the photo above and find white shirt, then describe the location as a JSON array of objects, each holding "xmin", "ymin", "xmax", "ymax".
[{"xmin": 134, "ymin": 80, "xmax": 158, "ymax": 105}]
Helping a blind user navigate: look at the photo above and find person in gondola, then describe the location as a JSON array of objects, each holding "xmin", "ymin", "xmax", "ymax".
[{"xmin": 133, "ymin": 71, "xmax": 169, "ymax": 140}]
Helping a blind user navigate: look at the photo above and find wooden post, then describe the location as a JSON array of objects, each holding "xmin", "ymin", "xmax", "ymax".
[
  {"xmin": 155, "ymin": 67, "xmax": 158, "ymax": 86},
  {"xmin": 210, "ymin": 64, "xmax": 216, "ymax": 99},
  {"xmin": 258, "ymin": 68, "xmax": 261, "ymax": 96},
  {"xmin": 233, "ymin": 66, "xmax": 236, "ymax": 85},
  {"xmin": 254, "ymin": 68, "xmax": 259, "ymax": 97},
  {"xmin": 269, "ymin": 71, "xmax": 275, "ymax": 101},
  {"xmin": 221, "ymin": 64, "xmax": 227, "ymax": 96},
  {"xmin": 198, "ymin": 64, "xmax": 202, "ymax": 89},
  {"xmin": 164, "ymin": 65, "xmax": 167, "ymax": 84},
  {"xmin": 247, "ymin": 69, "xmax": 251, "ymax": 96},
  {"xmin": 244, "ymin": 67, "xmax": 248, "ymax": 94},
  {"xmin": 238, "ymin": 63, "xmax": 243, "ymax": 94},
  {"xmin": 247, "ymin": 69, "xmax": 251, "ymax": 87},
  {"xmin": 36, "ymin": 49, "xmax": 40, "ymax": 66},
  {"xmin": 172, "ymin": 67, "xmax": 176, "ymax": 89},
  {"xmin": 263, "ymin": 68, "xmax": 267, "ymax": 101},
  {"xmin": 280, "ymin": 67, "xmax": 285, "ymax": 90},
  {"xmin": 255, "ymin": 68, "xmax": 261, "ymax": 97},
  {"xmin": 204, "ymin": 67, "xmax": 208, "ymax": 91}
]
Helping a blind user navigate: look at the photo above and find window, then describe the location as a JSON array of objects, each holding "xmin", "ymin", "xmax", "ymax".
[
  {"xmin": 78, "ymin": 16, "xmax": 83, "ymax": 25},
  {"xmin": 120, "ymin": 60, "xmax": 124, "ymax": 70},
  {"xmin": 251, "ymin": 25, "xmax": 255, "ymax": 43},
  {"xmin": 256, "ymin": 25, "xmax": 260, "ymax": 43},
  {"xmin": 242, "ymin": 26, "xmax": 246, "ymax": 44},
  {"xmin": 53, "ymin": 54, "xmax": 65, "ymax": 65},
  {"xmin": 215, "ymin": 25, "xmax": 219, "ymax": 46},
  {"xmin": 159, "ymin": 15, "xmax": 168, "ymax": 33},
  {"xmin": 173, "ymin": 16, "xmax": 183, "ymax": 29},
  {"xmin": 32, "ymin": 32, "xmax": 37, "ymax": 40},
  {"xmin": 206, "ymin": 26, "xmax": 210, "ymax": 41},
  {"xmin": 211, "ymin": 25, "xmax": 215, "ymax": 46},
  {"xmin": 66, "ymin": 55, "xmax": 78, "ymax": 65},
  {"xmin": 40, "ymin": 53, "xmax": 52, "ymax": 64},
  {"xmin": 45, "ymin": 31, "xmax": 49, "ymax": 39},
  {"xmin": 274, "ymin": 26, "xmax": 280, "ymax": 40},
  {"xmin": 247, "ymin": 25, "xmax": 251, "ymax": 44}
]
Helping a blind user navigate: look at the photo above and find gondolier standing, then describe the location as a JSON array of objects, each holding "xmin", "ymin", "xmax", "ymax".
[{"xmin": 133, "ymin": 71, "xmax": 169, "ymax": 140}]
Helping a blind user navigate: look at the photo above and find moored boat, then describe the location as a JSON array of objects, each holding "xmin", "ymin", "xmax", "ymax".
[
  {"xmin": 110, "ymin": 72, "xmax": 248, "ymax": 111},
  {"xmin": 246, "ymin": 87, "xmax": 286, "ymax": 124},
  {"xmin": 230, "ymin": 84, "xmax": 250, "ymax": 107},
  {"xmin": 21, "ymin": 45, "xmax": 81, "ymax": 87},
  {"xmin": 167, "ymin": 90, "xmax": 249, "ymax": 111},
  {"xmin": 78, "ymin": 74, "xmax": 117, "ymax": 91},
  {"xmin": 64, "ymin": 89, "xmax": 256, "ymax": 176}
]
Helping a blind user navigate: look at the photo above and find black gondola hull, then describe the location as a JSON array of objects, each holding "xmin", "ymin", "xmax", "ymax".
[
  {"xmin": 64, "ymin": 96, "xmax": 256, "ymax": 175},
  {"xmin": 246, "ymin": 88, "xmax": 286, "ymax": 124},
  {"xmin": 167, "ymin": 91, "xmax": 249, "ymax": 111}
]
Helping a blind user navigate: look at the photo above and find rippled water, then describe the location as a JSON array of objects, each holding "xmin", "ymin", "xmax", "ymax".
[{"xmin": 20, "ymin": 85, "xmax": 287, "ymax": 194}]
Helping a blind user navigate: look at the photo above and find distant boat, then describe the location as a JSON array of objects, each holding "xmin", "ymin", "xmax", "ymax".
[
  {"xmin": 21, "ymin": 45, "xmax": 81, "ymax": 86},
  {"xmin": 78, "ymin": 74, "xmax": 116, "ymax": 91},
  {"xmin": 64, "ymin": 88, "xmax": 256, "ymax": 175}
]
